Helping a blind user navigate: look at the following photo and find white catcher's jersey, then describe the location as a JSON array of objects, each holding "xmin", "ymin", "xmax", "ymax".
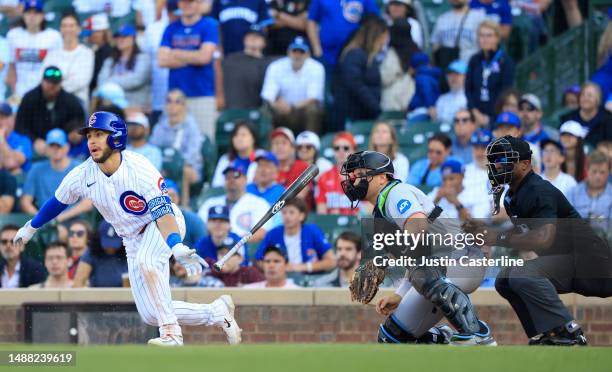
[
  {"xmin": 380, "ymin": 182, "xmax": 438, "ymax": 225},
  {"xmin": 55, "ymin": 151, "xmax": 172, "ymax": 239}
]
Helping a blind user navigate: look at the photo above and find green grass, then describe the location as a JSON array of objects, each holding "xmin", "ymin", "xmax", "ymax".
[{"xmin": 0, "ymin": 344, "xmax": 611, "ymax": 372}]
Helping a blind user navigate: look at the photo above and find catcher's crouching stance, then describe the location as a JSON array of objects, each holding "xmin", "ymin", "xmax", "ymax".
[{"xmin": 341, "ymin": 151, "xmax": 494, "ymax": 345}]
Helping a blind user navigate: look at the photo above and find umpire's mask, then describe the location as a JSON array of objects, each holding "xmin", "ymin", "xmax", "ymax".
[{"xmin": 485, "ymin": 136, "xmax": 532, "ymax": 194}]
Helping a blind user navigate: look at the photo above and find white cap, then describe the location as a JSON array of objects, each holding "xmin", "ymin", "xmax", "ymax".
[
  {"xmin": 296, "ymin": 131, "xmax": 321, "ymax": 151},
  {"xmin": 127, "ymin": 112, "xmax": 149, "ymax": 129},
  {"xmin": 559, "ymin": 120, "xmax": 588, "ymax": 139},
  {"xmin": 84, "ymin": 13, "xmax": 110, "ymax": 31}
]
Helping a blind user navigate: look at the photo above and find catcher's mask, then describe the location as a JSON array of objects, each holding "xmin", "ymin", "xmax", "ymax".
[
  {"xmin": 340, "ymin": 151, "xmax": 394, "ymax": 208},
  {"xmin": 485, "ymin": 136, "xmax": 532, "ymax": 194}
]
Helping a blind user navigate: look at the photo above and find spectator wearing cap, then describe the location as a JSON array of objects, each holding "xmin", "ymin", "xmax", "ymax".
[
  {"xmin": 92, "ymin": 82, "xmax": 129, "ymax": 111},
  {"xmin": 469, "ymin": 0, "xmax": 512, "ymax": 40},
  {"xmin": 261, "ymin": 37, "xmax": 324, "ymax": 134},
  {"xmin": 562, "ymin": 85, "xmax": 580, "ymax": 111},
  {"xmin": 407, "ymin": 51, "xmax": 440, "ymax": 123},
  {"xmin": 6, "ymin": 0, "xmax": 62, "ymax": 98},
  {"xmin": 150, "ymin": 89, "xmax": 204, "ymax": 205},
  {"xmin": 82, "ymin": 13, "xmax": 113, "ymax": 94},
  {"xmin": 464, "ymin": 128, "xmax": 493, "ymax": 198},
  {"xmin": 465, "ymin": 20, "xmax": 515, "ymax": 127},
  {"xmin": 43, "ymin": 12, "xmax": 94, "ymax": 107},
  {"xmin": 435, "ymin": 61, "xmax": 468, "ymax": 126},
  {"xmin": 211, "ymin": 0, "xmax": 272, "ymax": 56},
  {"xmin": 169, "ymin": 255, "xmax": 225, "ymax": 288},
  {"xmin": 431, "ymin": 0, "xmax": 487, "ymax": 65},
  {"xmin": 296, "ymin": 130, "xmax": 333, "ymax": 179},
  {"xmin": 256, "ymin": 198, "xmax": 334, "ymax": 273},
  {"xmin": 0, "ymin": 102, "xmax": 31, "ymax": 174},
  {"xmin": 21, "ymin": 129, "xmax": 93, "ymax": 222},
  {"xmin": 207, "ymin": 242, "xmax": 264, "ymax": 287},
  {"xmin": 450, "ymin": 108, "xmax": 477, "ymax": 165},
  {"xmin": 98, "ymin": 25, "xmax": 152, "ymax": 109},
  {"xmin": 196, "ymin": 205, "xmax": 246, "ymax": 265},
  {"xmin": 266, "ymin": 0, "xmax": 309, "ymax": 56},
  {"xmin": 493, "ymin": 111, "xmax": 542, "ymax": 174},
  {"xmin": 567, "ymin": 151, "xmax": 612, "ymax": 220},
  {"xmin": 223, "ymin": 27, "xmax": 269, "ymax": 110},
  {"xmin": 212, "ymin": 120, "xmax": 260, "ymax": 188},
  {"xmin": 29, "ymin": 242, "xmax": 73, "ymax": 289},
  {"xmin": 15, "ymin": 66, "xmax": 85, "ymax": 156},
  {"xmin": 334, "ymin": 18, "xmax": 387, "ymax": 130},
  {"xmin": 306, "ymin": 0, "xmax": 379, "ymax": 68},
  {"xmin": 247, "ymin": 151, "xmax": 286, "ymax": 205},
  {"xmin": 270, "ymin": 127, "xmax": 310, "ymax": 188},
  {"xmin": 368, "ymin": 122, "xmax": 410, "ymax": 182},
  {"xmin": 559, "ymin": 120, "xmax": 587, "ymax": 182},
  {"xmin": 244, "ymin": 245, "xmax": 301, "ymax": 288},
  {"xmin": 408, "ymin": 133, "xmax": 454, "ymax": 188},
  {"xmin": 0, "ymin": 224, "xmax": 46, "ymax": 288},
  {"xmin": 429, "ymin": 159, "xmax": 489, "ymax": 220},
  {"xmin": 316, "ymin": 131, "xmax": 359, "ymax": 215},
  {"xmin": 519, "ymin": 93, "xmax": 550, "ymax": 146},
  {"xmin": 198, "ymin": 161, "xmax": 273, "ymax": 241},
  {"xmin": 384, "ymin": 0, "xmax": 424, "ymax": 48},
  {"xmin": 166, "ymin": 179, "xmax": 206, "ymax": 247},
  {"xmin": 73, "ymin": 221, "xmax": 128, "ymax": 288},
  {"xmin": 379, "ymin": 19, "xmax": 417, "ymax": 113},
  {"xmin": 560, "ymin": 81, "xmax": 612, "ymax": 147},
  {"xmin": 144, "ymin": 0, "xmax": 181, "ymax": 125},
  {"xmin": 158, "ymin": 0, "xmax": 219, "ymax": 141},
  {"xmin": 126, "ymin": 111, "xmax": 162, "ymax": 170},
  {"xmin": 541, "ymin": 139, "xmax": 576, "ymax": 197}
]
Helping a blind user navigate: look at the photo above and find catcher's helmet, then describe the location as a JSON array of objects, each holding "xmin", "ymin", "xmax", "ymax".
[
  {"xmin": 485, "ymin": 135, "xmax": 532, "ymax": 193},
  {"xmin": 340, "ymin": 150, "xmax": 394, "ymax": 178},
  {"xmin": 78, "ymin": 111, "xmax": 127, "ymax": 151}
]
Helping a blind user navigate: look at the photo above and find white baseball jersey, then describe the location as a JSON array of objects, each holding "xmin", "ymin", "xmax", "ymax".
[{"xmin": 55, "ymin": 150, "xmax": 170, "ymax": 239}]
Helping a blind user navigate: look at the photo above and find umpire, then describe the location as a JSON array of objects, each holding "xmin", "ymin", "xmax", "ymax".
[{"xmin": 475, "ymin": 136, "xmax": 612, "ymax": 345}]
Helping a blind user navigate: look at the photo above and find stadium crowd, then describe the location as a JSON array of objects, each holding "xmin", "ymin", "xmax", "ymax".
[{"xmin": 0, "ymin": 0, "xmax": 611, "ymax": 290}]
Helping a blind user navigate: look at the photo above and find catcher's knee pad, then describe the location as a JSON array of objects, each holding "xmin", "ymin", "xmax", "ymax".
[
  {"xmin": 377, "ymin": 315, "xmax": 418, "ymax": 344},
  {"xmin": 409, "ymin": 265, "xmax": 480, "ymax": 334}
]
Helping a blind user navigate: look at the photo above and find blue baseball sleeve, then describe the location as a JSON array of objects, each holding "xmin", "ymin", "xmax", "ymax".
[{"xmin": 31, "ymin": 196, "xmax": 69, "ymax": 228}]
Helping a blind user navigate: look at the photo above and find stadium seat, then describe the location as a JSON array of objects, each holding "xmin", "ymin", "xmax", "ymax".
[
  {"xmin": 400, "ymin": 142, "xmax": 428, "ymax": 165},
  {"xmin": 215, "ymin": 109, "xmax": 265, "ymax": 154},
  {"xmin": 196, "ymin": 186, "xmax": 225, "ymax": 210},
  {"xmin": 0, "ymin": 213, "xmax": 51, "ymax": 262},
  {"xmin": 378, "ymin": 111, "xmax": 406, "ymax": 121},
  {"xmin": 160, "ymin": 147, "xmax": 184, "ymax": 187},
  {"xmin": 305, "ymin": 213, "xmax": 360, "ymax": 244},
  {"xmin": 200, "ymin": 136, "xmax": 218, "ymax": 185},
  {"xmin": 397, "ymin": 121, "xmax": 450, "ymax": 147}
]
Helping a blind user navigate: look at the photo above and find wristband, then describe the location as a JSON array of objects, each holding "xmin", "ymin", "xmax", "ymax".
[
  {"xmin": 306, "ymin": 262, "xmax": 313, "ymax": 273},
  {"xmin": 166, "ymin": 233, "xmax": 182, "ymax": 249}
]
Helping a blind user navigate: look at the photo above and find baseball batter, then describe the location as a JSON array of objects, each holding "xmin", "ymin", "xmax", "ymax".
[{"xmin": 13, "ymin": 111, "xmax": 241, "ymax": 347}]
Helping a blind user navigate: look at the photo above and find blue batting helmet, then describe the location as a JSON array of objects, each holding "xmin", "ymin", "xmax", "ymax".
[{"xmin": 79, "ymin": 111, "xmax": 127, "ymax": 151}]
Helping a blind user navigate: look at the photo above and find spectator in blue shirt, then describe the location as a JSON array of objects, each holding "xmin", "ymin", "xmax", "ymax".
[
  {"xmin": 20, "ymin": 129, "xmax": 92, "ymax": 221},
  {"xmin": 195, "ymin": 205, "xmax": 247, "ymax": 265},
  {"xmin": 306, "ymin": 0, "xmax": 379, "ymax": 67},
  {"xmin": 407, "ymin": 52, "xmax": 440, "ymax": 123},
  {"xmin": 73, "ymin": 221, "xmax": 128, "ymax": 288},
  {"xmin": 165, "ymin": 179, "xmax": 206, "ymax": 247},
  {"xmin": 256, "ymin": 198, "xmax": 335, "ymax": 273},
  {"xmin": 212, "ymin": 0, "xmax": 273, "ymax": 56},
  {"xmin": 247, "ymin": 150, "xmax": 286, "ymax": 204},
  {"xmin": 0, "ymin": 102, "xmax": 32, "ymax": 174},
  {"xmin": 408, "ymin": 133, "xmax": 454, "ymax": 188},
  {"xmin": 450, "ymin": 108, "xmax": 477, "ymax": 165},
  {"xmin": 158, "ymin": 0, "xmax": 220, "ymax": 141},
  {"xmin": 567, "ymin": 151, "xmax": 612, "ymax": 221},
  {"xmin": 470, "ymin": 0, "xmax": 512, "ymax": 40}
]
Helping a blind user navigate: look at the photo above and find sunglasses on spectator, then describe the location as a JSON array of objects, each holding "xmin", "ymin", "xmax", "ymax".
[
  {"xmin": 166, "ymin": 98, "xmax": 184, "ymax": 104},
  {"xmin": 297, "ymin": 145, "xmax": 315, "ymax": 151},
  {"xmin": 69, "ymin": 230, "xmax": 86, "ymax": 237},
  {"xmin": 44, "ymin": 69, "xmax": 62, "ymax": 79},
  {"xmin": 225, "ymin": 171, "xmax": 243, "ymax": 179},
  {"xmin": 519, "ymin": 105, "xmax": 536, "ymax": 112},
  {"xmin": 333, "ymin": 145, "xmax": 352, "ymax": 152},
  {"xmin": 453, "ymin": 117, "xmax": 471, "ymax": 124},
  {"xmin": 0, "ymin": 239, "xmax": 13, "ymax": 245}
]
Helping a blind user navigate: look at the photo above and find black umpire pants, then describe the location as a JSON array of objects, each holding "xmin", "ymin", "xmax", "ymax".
[{"xmin": 495, "ymin": 255, "xmax": 612, "ymax": 338}]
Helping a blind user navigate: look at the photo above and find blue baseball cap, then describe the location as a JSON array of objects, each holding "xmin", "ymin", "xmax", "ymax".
[
  {"xmin": 288, "ymin": 37, "xmax": 310, "ymax": 53},
  {"xmin": 164, "ymin": 179, "xmax": 179, "ymax": 194},
  {"xmin": 255, "ymin": 150, "xmax": 279, "ymax": 166},
  {"xmin": 470, "ymin": 129, "xmax": 493, "ymax": 146},
  {"xmin": 45, "ymin": 128, "xmax": 67, "ymax": 146},
  {"xmin": 410, "ymin": 52, "xmax": 429, "ymax": 69},
  {"xmin": 24, "ymin": 0, "xmax": 43, "ymax": 12},
  {"xmin": 223, "ymin": 160, "xmax": 248, "ymax": 176},
  {"xmin": 114, "ymin": 24, "xmax": 136, "ymax": 37},
  {"xmin": 208, "ymin": 205, "xmax": 230, "ymax": 221},
  {"xmin": 494, "ymin": 111, "xmax": 521, "ymax": 129},
  {"xmin": 0, "ymin": 102, "xmax": 13, "ymax": 116},
  {"xmin": 99, "ymin": 221, "xmax": 122, "ymax": 249},
  {"xmin": 441, "ymin": 159, "xmax": 464, "ymax": 175},
  {"xmin": 447, "ymin": 60, "xmax": 468, "ymax": 74}
]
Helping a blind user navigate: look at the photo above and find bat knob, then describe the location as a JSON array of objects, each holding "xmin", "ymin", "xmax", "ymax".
[{"xmin": 213, "ymin": 262, "xmax": 223, "ymax": 272}]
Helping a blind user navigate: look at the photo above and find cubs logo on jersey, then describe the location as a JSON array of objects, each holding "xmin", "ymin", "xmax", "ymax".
[{"xmin": 120, "ymin": 191, "xmax": 149, "ymax": 215}]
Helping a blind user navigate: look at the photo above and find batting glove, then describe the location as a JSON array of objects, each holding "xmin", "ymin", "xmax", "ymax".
[
  {"xmin": 172, "ymin": 243, "xmax": 208, "ymax": 277},
  {"xmin": 13, "ymin": 220, "xmax": 37, "ymax": 249}
]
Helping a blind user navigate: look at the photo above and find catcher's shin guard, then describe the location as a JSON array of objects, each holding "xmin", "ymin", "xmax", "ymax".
[
  {"xmin": 409, "ymin": 263, "xmax": 481, "ymax": 334},
  {"xmin": 378, "ymin": 315, "xmax": 418, "ymax": 344}
]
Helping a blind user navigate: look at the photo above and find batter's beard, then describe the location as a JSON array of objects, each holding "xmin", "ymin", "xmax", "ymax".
[{"xmin": 92, "ymin": 147, "xmax": 114, "ymax": 163}]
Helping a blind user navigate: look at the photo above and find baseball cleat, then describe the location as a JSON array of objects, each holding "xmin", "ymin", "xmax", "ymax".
[
  {"xmin": 147, "ymin": 334, "xmax": 183, "ymax": 346},
  {"xmin": 217, "ymin": 295, "xmax": 242, "ymax": 345},
  {"xmin": 450, "ymin": 321, "xmax": 497, "ymax": 346}
]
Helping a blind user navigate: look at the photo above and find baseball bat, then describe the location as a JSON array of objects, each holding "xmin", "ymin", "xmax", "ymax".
[{"xmin": 213, "ymin": 164, "xmax": 319, "ymax": 271}]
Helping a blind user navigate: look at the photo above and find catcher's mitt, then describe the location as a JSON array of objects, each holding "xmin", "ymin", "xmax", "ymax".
[{"xmin": 349, "ymin": 259, "xmax": 386, "ymax": 304}]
